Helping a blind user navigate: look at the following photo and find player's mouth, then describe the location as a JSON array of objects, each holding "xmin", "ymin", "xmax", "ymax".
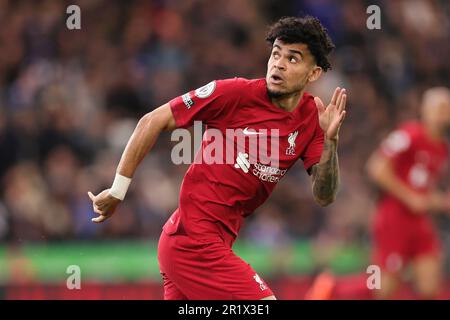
[{"xmin": 270, "ymin": 74, "xmax": 284, "ymax": 85}]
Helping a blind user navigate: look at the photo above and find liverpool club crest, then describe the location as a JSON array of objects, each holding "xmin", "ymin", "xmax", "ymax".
[{"xmin": 286, "ymin": 131, "xmax": 298, "ymax": 155}]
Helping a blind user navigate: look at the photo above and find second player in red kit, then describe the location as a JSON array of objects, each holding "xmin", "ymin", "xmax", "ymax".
[
  {"xmin": 88, "ymin": 16, "xmax": 347, "ymax": 299},
  {"xmin": 367, "ymin": 87, "xmax": 450, "ymax": 299}
]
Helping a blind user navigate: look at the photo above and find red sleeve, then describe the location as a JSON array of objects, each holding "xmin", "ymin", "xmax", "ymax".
[
  {"xmin": 379, "ymin": 124, "xmax": 414, "ymax": 161},
  {"xmin": 169, "ymin": 78, "xmax": 241, "ymax": 129},
  {"xmin": 302, "ymin": 115, "xmax": 324, "ymax": 174}
]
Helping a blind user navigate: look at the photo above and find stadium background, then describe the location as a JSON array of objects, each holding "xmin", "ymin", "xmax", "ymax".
[{"xmin": 1, "ymin": 0, "xmax": 450, "ymax": 299}]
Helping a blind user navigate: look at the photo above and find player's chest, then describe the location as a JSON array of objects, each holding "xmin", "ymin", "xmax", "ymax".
[
  {"xmin": 216, "ymin": 109, "xmax": 314, "ymax": 167},
  {"xmin": 403, "ymin": 146, "xmax": 447, "ymax": 188}
]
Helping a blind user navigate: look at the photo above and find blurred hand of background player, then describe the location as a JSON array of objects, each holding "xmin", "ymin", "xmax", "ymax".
[
  {"xmin": 443, "ymin": 190, "xmax": 450, "ymax": 214},
  {"xmin": 412, "ymin": 191, "xmax": 450, "ymax": 214},
  {"xmin": 314, "ymin": 87, "xmax": 347, "ymax": 141},
  {"xmin": 88, "ymin": 190, "xmax": 121, "ymax": 223},
  {"xmin": 406, "ymin": 193, "xmax": 432, "ymax": 213}
]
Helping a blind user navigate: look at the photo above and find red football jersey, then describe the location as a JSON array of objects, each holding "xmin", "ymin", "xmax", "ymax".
[
  {"xmin": 377, "ymin": 121, "xmax": 448, "ymax": 217},
  {"xmin": 164, "ymin": 77, "xmax": 323, "ymax": 245}
]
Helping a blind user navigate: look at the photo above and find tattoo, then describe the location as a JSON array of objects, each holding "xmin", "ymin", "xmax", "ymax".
[{"xmin": 311, "ymin": 139, "xmax": 340, "ymax": 206}]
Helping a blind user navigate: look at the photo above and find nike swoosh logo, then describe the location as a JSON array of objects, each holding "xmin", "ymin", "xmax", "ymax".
[{"xmin": 243, "ymin": 127, "xmax": 264, "ymax": 135}]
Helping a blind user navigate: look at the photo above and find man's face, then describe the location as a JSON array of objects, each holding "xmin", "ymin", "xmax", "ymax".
[
  {"xmin": 266, "ymin": 39, "xmax": 320, "ymax": 98},
  {"xmin": 423, "ymin": 94, "xmax": 450, "ymax": 132},
  {"xmin": 438, "ymin": 99, "xmax": 450, "ymax": 132}
]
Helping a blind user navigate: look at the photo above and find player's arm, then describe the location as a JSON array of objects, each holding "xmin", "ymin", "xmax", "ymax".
[
  {"xmin": 310, "ymin": 87, "xmax": 347, "ymax": 207},
  {"xmin": 366, "ymin": 150, "xmax": 447, "ymax": 214},
  {"xmin": 310, "ymin": 138, "xmax": 340, "ymax": 207},
  {"xmin": 115, "ymin": 103, "xmax": 176, "ymax": 178},
  {"xmin": 88, "ymin": 103, "xmax": 176, "ymax": 223}
]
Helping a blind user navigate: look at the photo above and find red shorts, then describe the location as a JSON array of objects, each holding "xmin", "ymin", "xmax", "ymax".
[
  {"xmin": 157, "ymin": 229, "xmax": 274, "ymax": 300},
  {"xmin": 372, "ymin": 208, "xmax": 441, "ymax": 273}
]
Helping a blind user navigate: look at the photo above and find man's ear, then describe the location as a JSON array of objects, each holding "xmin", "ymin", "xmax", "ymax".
[{"xmin": 308, "ymin": 66, "xmax": 323, "ymax": 83}]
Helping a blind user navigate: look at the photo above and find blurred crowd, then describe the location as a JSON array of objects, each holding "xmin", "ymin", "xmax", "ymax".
[{"xmin": 0, "ymin": 0, "xmax": 449, "ymax": 271}]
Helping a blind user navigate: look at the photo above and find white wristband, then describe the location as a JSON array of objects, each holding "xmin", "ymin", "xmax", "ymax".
[{"xmin": 109, "ymin": 173, "xmax": 132, "ymax": 201}]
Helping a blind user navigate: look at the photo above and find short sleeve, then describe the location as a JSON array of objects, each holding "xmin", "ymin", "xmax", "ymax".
[
  {"xmin": 302, "ymin": 118, "xmax": 324, "ymax": 174},
  {"xmin": 379, "ymin": 127, "xmax": 413, "ymax": 160},
  {"xmin": 169, "ymin": 78, "xmax": 241, "ymax": 129}
]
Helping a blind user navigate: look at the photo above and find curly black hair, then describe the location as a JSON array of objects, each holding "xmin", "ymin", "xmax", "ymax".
[{"xmin": 265, "ymin": 16, "xmax": 335, "ymax": 72}]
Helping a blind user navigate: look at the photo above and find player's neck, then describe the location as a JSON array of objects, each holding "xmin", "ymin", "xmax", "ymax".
[
  {"xmin": 424, "ymin": 123, "xmax": 444, "ymax": 142},
  {"xmin": 271, "ymin": 90, "xmax": 304, "ymax": 112}
]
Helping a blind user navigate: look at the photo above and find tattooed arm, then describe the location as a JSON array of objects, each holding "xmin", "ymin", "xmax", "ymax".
[
  {"xmin": 311, "ymin": 138, "xmax": 340, "ymax": 206},
  {"xmin": 311, "ymin": 87, "xmax": 347, "ymax": 207}
]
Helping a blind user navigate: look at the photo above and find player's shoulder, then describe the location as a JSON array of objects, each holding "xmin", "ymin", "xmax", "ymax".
[
  {"xmin": 298, "ymin": 92, "xmax": 318, "ymax": 116},
  {"xmin": 381, "ymin": 121, "xmax": 418, "ymax": 156},
  {"xmin": 382, "ymin": 121, "xmax": 422, "ymax": 155},
  {"xmin": 302, "ymin": 92, "xmax": 316, "ymax": 107},
  {"xmin": 396, "ymin": 120, "xmax": 424, "ymax": 139},
  {"xmin": 217, "ymin": 77, "xmax": 264, "ymax": 91},
  {"xmin": 212, "ymin": 77, "xmax": 265, "ymax": 101}
]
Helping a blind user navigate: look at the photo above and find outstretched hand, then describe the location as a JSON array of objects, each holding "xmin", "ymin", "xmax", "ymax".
[
  {"xmin": 315, "ymin": 87, "xmax": 347, "ymax": 140},
  {"xmin": 444, "ymin": 190, "xmax": 450, "ymax": 214},
  {"xmin": 88, "ymin": 189, "xmax": 121, "ymax": 223}
]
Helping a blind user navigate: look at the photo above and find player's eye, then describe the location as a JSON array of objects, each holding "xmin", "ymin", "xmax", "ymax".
[
  {"xmin": 289, "ymin": 56, "xmax": 298, "ymax": 63},
  {"xmin": 272, "ymin": 51, "xmax": 280, "ymax": 58}
]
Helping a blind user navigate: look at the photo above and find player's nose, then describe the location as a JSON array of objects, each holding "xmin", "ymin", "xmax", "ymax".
[
  {"xmin": 273, "ymin": 63, "xmax": 286, "ymax": 73},
  {"xmin": 273, "ymin": 58, "xmax": 286, "ymax": 71}
]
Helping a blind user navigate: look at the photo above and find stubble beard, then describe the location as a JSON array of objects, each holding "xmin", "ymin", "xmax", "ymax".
[
  {"xmin": 266, "ymin": 74, "xmax": 308, "ymax": 100},
  {"xmin": 266, "ymin": 84, "xmax": 304, "ymax": 99},
  {"xmin": 267, "ymin": 87, "xmax": 287, "ymax": 99}
]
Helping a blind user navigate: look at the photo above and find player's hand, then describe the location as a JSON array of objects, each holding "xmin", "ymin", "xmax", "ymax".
[
  {"xmin": 315, "ymin": 87, "xmax": 347, "ymax": 141},
  {"xmin": 438, "ymin": 190, "xmax": 450, "ymax": 214},
  {"xmin": 406, "ymin": 192, "xmax": 446, "ymax": 214},
  {"xmin": 87, "ymin": 189, "xmax": 121, "ymax": 223},
  {"xmin": 428, "ymin": 192, "xmax": 447, "ymax": 213},
  {"xmin": 406, "ymin": 194, "xmax": 432, "ymax": 213},
  {"xmin": 446, "ymin": 191, "xmax": 450, "ymax": 212}
]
